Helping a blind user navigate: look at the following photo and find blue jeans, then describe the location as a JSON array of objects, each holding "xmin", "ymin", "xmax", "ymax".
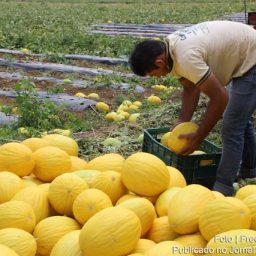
[{"xmin": 213, "ymin": 65, "xmax": 256, "ymax": 196}]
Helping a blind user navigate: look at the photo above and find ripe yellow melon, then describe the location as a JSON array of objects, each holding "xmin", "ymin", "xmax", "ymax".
[
  {"xmin": 115, "ymin": 193, "xmax": 140, "ymax": 205},
  {"xmin": 33, "ymin": 216, "xmax": 80, "ymax": 256},
  {"xmin": 90, "ymin": 170, "xmax": 127, "ymax": 204},
  {"xmin": 146, "ymin": 216, "xmax": 179, "ymax": 243},
  {"xmin": 48, "ymin": 173, "xmax": 88, "ymax": 216},
  {"xmin": 167, "ymin": 166, "xmax": 187, "ymax": 188},
  {"xmin": 243, "ymin": 193, "xmax": 256, "ymax": 230},
  {"xmin": 147, "ymin": 95, "xmax": 161, "ymax": 104},
  {"xmin": 86, "ymin": 153, "xmax": 125, "ymax": 172},
  {"xmin": 199, "ymin": 197, "xmax": 252, "ymax": 241},
  {"xmin": 235, "ymin": 185, "xmax": 256, "ymax": 200},
  {"xmin": 79, "ymin": 207, "xmax": 141, "ymax": 256},
  {"xmin": 72, "ymin": 188, "xmax": 113, "ymax": 225},
  {"xmin": 0, "ymin": 142, "xmax": 35, "ymax": 177},
  {"xmin": 11, "ymin": 186, "xmax": 50, "ymax": 223},
  {"xmin": 121, "ymin": 152, "xmax": 170, "ymax": 196},
  {"xmin": 50, "ymin": 230, "xmax": 82, "ymax": 256},
  {"xmin": 160, "ymin": 132, "xmax": 170, "ymax": 147},
  {"xmin": 70, "ymin": 156, "xmax": 88, "ymax": 171},
  {"xmin": 155, "ymin": 187, "xmax": 182, "ymax": 217},
  {"xmin": 0, "ymin": 172, "xmax": 23, "ymax": 203},
  {"xmin": 145, "ymin": 240, "xmax": 193, "ymax": 256},
  {"xmin": 174, "ymin": 232, "xmax": 207, "ymax": 256},
  {"xmin": 0, "ymin": 244, "xmax": 19, "ymax": 256},
  {"xmin": 42, "ymin": 134, "xmax": 79, "ymax": 156},
  {"xmin": 0, "ymin": 228, "xmax": 37, "ymax": 256},
  {"xmin": 22, "ymin": 137, "xmax": 50, "ymax": 152},
  {"xmin": 0, "ymin": 201, "xmax": 36, "ymax": 233},
  {"xmin": 131, "ymin": 239, "xmax": 156, "ymax": 254},
  {"xmin": 96, "ymin": 102, "xmax": 110, "ymax": 112},
  {"xmin": 212, "ymin": 191, "xmax": 225, "ymax": 198},
  {"xmin": 33, "ymin": 146, "xmax": 72, "ymax": 182},
  {"xmin": 73, "ymin": 169, "xmax": 101, "ymax": 187},
  {"xmin": 190, "ymin": 150, "xmax": 213, "ymax": 166},
  {"xmin": 168, "ymin": 184, "xmax": 216, "ymax": 234},
  {"xmin": 206, "ymin": 229, "xmax": 256, "ymax": 255},
  {"xmin": 118, "ymin": 198, "xmax": 156, "ymax": 236},
  {"xmin": 21, "ymin": 176, "xmax": 43, "ymax": 188},
  {"xmin": 167, "ymin": 122, "xmax": 199, "ymax": 153}
]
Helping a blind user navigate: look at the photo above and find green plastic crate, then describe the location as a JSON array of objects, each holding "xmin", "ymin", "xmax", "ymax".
[{"xmin": 142, "ymin": 127, "xmax": 222, "ymax": 189}]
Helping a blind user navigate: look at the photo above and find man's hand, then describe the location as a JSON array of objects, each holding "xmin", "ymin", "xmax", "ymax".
[{"xmin": 176, "ymin": 132, "xmax": 202, "ymax": 155}]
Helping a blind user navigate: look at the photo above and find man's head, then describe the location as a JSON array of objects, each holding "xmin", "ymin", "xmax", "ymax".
[{"xmin": 129, "ymin": 39, "xmax": 171, "ymax": 77}]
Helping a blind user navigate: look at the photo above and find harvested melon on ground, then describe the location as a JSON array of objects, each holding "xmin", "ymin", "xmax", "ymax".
[
  {"xmin": 147, "ymin": 95, "xmax": 161, "ymax": 104},
  {"xmin": 96, "ymin": 102, "xmax": 110, "ymax": 112},
  {"xmin": 79, "ymin": 207, "xmax": 141, "ymax": 256},
  {"xmin": 70, "ymin": 156, "xmax": 88, "ymax": 172},
  {"xmin": 87, "ymin": 153, "xmax": 125, "ymax": 172},
  {"xmin": 72, "ymin": 188, "xmax": 113, "ymax": 225},
  {"xmin": 73, "ymin": 169, "xmax": 101, "ymax": 187},
  {"xmin": 32, "ymin": 146, "xmax": 71, "ymax": 182},
  {"xmin": 199, "ymin": 197, "xmax": 251, "ymax": 241},
  {"xmin": 117, "ymin": 198, "xmax": 156, "ymax": 236},
  {"xmin": 0, "ymin": 172, "xmax": 23, "ymax": 203},
  {"xmin": 50, "ymin": 230, "xmax": 82, "ymax": 256},
  {"xmin": 48, "ymin": 173, "xmax": 88, "ymax": 216},
  {"xmin": 0, "ymin": 244, "xmax": 19, "ymax": 256},
  {"xmin": 0, "ymin": 228, "xmax": 37, "ymax": 256},
  {"xmin": 121, "ymin": 152, "xmax": 169, "ymax": 196},
  {"xmin": 167, "ymin": 166, "xmax": 187, "ymax": 188},
  {"xmin": 11, "ymin": 186, "xmax": 50, "ymax": 224},
  {"xmin": 22, "ymin": 137, "xmax": 50, "ymax": 152},
  {"xmin": 0, "ymin": 201, "xmax": 36, "ymax": 233},
  {"xmin": 42, "ymin": 134, "xmax": 79, "ymax": 156},
  {"xmin": 33, "ymin": 216, "xmax": 80, "ymax": 256},
  {"xmin": 168, "ymin": 184, "xmax": 216, "ymax": 235},
  {"xmin": 167, "ymin": 122, "xmax": 199, "ymax": 154},
  {"xmin": 0, "ymin": 142, "xmax": 35, "ymax": 177},
  {"xmin": 115, "ymin": 193, "xmax": 139, "ymax": 205},
  {"xmin": 90, "ymin": 170, "xmax": 127, "ymax": 204}
]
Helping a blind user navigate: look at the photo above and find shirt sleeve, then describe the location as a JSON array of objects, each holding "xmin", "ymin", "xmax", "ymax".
[{"xmin": 176, "ymin": 48, "xmax": 211, "ymax": 86}]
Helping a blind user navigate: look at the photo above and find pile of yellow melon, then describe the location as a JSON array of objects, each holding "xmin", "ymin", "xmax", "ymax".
[{"xmin": 0, "ymin": 132, "xmax": 255, "ymax": 256}]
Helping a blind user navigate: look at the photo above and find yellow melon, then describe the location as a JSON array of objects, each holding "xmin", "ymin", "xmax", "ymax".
[
  {"xmin": 115, "ymin": 193, "xmax": 140, "ymax": 205},
  {"xmin": 96, "ymin": 102, "xmax": 110, "ymax": 112},
  {"xmin": 128, "ymin": 254, "xmax": 144, "ymax": 256},
  {"xmin": 212, "ymin": 191, "xmax": 225, "ymax": 198},
  {"xmin": 206, "ymin": 229, "xmax": 256, "ymax": 255},
  {"xmin": 131, "ymin": 239, "xmax": 156, "ymax": 254},
  {"xmin": 33, "ymin": 146, "xmax": 71, "ymax": 182},
  {"xmin": 73, "ymin": 169, "xmax": 101, "ymax": 187},
  {"xmin": 0, "ymin": 244, "xmax": 19, "ymax": 256},
  {"xmin": 0, "ymin": 228, "xmax": 37, "ymax": 256},
  {"xmin": 79, "ymin": 207, "xmax": 141, "ymax": 256},
  {"xmin": 167, "ymin": 166, "xmax": 187, "ymax": 188},
  {"xmin": 33, "ymin": 216, "xmax": 80, "ymax": 256},
  {"xmin": 235, "ymin": 185, "xmax": 256, "ymax": 200},
  {"xmin": 174, "ymin": 232, "xmax": 207, "ymax": 256},
  {"xmin": 155, "ymin": 187, "xmax": 182, "ymax": 217},
  {"xmin": 38, "ymin": 183, "xmax": 50, "ymax": 194},
  {"xmin": 70, "ymin": 156, "xmax": 88, "ymax": 172},
  {"xmin": 121, "ymin": 152, "xmax": 169, "ymax": 196},
  {"xmin": 48, "ymin": 173, "xmax": 88, "ymax": 216},
  {"xmin": 72, "ymin": 188, "xmax": 113, "ymax": 225},
  {"xmin": 0, "ymin": 201, "xmax": 36, "ymax": 233},
  {"xmin": 160, "ymin": 132, "xmax": 171, "ymax": 147},
  {"xmin": 0, "ymin": 172, "xmax": 23, "ymax": 203},
  {"xmin": 22, "ymin": 176, "xmax": 43, "ymax": 188},
  {"xmin": 199, "ymin": 197, "xmax": 251, "ymax": 241},
  {"xmin": 118, "ymin": 198, "xmax": 156, "ymax": 236},
  {"xmin": 11, "ymin": 186, "xmax": 50, "ymax": 223},
  {"xmin": 167, "ymin": 122, "xmax": 199, "ymax": 153},
  {"xmin": 190, "ymin": 150, "xmax": 213, "ymax": 166},
  {"xmin": 145, "ymin": 240, "xmax": 193, "ymax": 256},
  {"xmin": 50, "ymin": 230, "xmax": 82, "ymax": 256},
  {"xmin": 146, "ymin": 216, "xmax": 179, "ymax": 243},
  {"xmin": 168, "ymin": 184, "xmax": 216, "ymax": 234},
  {"xmin": 42, "ymin": 134, "xmax": 79, "ymax": 156},
  {"xmin": 147, "ymin": 95, "xmax": 161, "ymax": 104},
  {"xmin": 243, "ymin": 193, "xmax": 256, "ymax": 230},
  {"xmin": 22, "ymin": 138, "xmax": 50, "ymax": 152},
  {"xmin": 90, "ymin": 170, "xmax": 127, "ymax": 204},
  {"xmin": 0, "ymin": 142, "xmax": 35, "ymax": 177},
  {"xmin": 86, "ymin": 153, "xmax": 125, "ymax": 172}
]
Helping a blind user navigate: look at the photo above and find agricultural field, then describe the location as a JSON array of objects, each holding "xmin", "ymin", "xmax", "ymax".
[{"xmin": 0, "ymin": 0, "xmax": 255, "ymax": 159}]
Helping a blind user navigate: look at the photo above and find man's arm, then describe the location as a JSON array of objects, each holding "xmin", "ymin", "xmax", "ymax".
[
  {"xmin": 178, "ymin": 72, "xmax": 229, "ymax": 155},
  {"xmin": 179, "ymin": 78, "xmax": 200, "ymax": 122}
]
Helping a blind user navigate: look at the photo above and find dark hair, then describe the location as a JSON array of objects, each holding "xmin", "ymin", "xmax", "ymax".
[{"xmin": 129, "ymin": 40, "xmax": 165, "ymax": 76}]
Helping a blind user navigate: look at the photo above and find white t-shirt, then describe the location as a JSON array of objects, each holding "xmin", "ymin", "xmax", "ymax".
[{"xmin": 166, "ymin": 20, "xmax": 256, "ymax": 86}]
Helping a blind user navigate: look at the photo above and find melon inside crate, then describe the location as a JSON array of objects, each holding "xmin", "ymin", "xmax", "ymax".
[{"xmin": 142, "ymin": 127, "xmax": 222, "ymax": 189}]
